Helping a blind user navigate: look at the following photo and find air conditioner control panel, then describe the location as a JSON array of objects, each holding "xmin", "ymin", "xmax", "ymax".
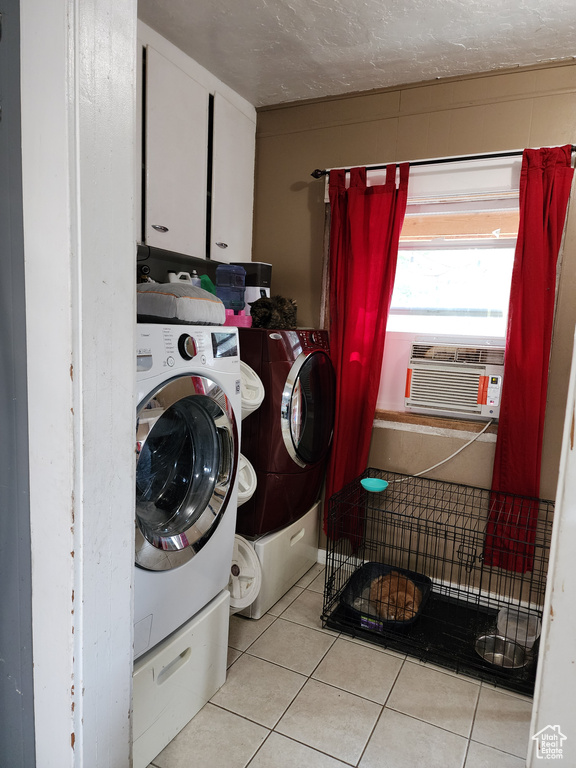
[{"xmin": 486, "ymin": 375, "xmax": 502, "ymax": 406}]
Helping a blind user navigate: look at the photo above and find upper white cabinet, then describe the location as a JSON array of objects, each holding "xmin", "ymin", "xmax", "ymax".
[
  {"xmin": 210, "ymin": 93, "xmax": 256, "ymax": 263},
  {"xmin": 145, "ymin": 46, "xmax": 209, "ymax": 257},
  {"xmin": 138, "ymin": 23, "xmax": 256, "ymax": 262}
]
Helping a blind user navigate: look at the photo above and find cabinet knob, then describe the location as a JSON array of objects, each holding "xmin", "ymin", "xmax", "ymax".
[
  {"xmin": 151, "ymin": 224, "xmax": 169, "ymax": 233},
  {"xmin": 215, "ymin": 241, "xmax": 228, "ymax": 249}
]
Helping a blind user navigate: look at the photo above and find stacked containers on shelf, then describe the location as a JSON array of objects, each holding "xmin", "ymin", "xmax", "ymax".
[
  {"xmin": 232, "ymin": 262, "xmax": 272, "ymax": 313},
  {"xmin": 228, "ymin": 361, "xmax": 265, "ymax": 613},
  {"xmin": 216, "ymin": 264, "xmax": 251, "ymax": 327}
]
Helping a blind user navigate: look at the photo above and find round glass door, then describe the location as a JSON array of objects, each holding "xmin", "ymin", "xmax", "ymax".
[
  {"xmin": 135, "ymin": 374, "xmax": 238, "ymax": 571},
  {"xmin": 281, "ymin": 350, "xmax": 335, "ymax": 468}
]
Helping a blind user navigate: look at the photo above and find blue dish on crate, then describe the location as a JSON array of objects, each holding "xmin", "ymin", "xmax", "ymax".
[
  {"xmin": 361, "ymin": 477, "xmax": 389, "ymax": 492},
  {"xmin": 340, "ymin": 562, "xmax": 432, "ymax": 633}
]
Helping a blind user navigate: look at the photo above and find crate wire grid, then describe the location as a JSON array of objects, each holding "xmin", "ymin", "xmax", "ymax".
[{"xmin": 322, "ymin": 468, "xmax": 554, "ymax": 695}]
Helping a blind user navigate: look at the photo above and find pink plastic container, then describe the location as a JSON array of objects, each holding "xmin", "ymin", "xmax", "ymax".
[{"xmin": 224, "ymin": 309, "xmax": 252, "ymax": 327}]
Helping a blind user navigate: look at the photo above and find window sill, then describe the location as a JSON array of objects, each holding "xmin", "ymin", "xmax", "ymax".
[{"xmin": 374, "ymin": 410, "xmax": 499, "ymax": 435}]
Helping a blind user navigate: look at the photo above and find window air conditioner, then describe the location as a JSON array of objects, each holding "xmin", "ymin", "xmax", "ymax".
[{"xmin": 405, "ymin": 341, "xmax": 505, "ymax": 421}]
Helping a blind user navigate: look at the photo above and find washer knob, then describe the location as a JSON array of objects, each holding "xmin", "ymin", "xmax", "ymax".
[{"xmin": 178, "ymin": 334, "xmax": 197, "ymax": 360}]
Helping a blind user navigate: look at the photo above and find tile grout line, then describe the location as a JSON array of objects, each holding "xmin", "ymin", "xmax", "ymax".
[
  {"xmin": 207, "ymin": 699, "xmax": 274, "ymax": 735},
  {"xmin": 231, "ymin": 619, "xmax": 417, "ymax": 710},
  {"xmin": 479, "ymin": 678, "xmax": 534, "ymax": 703},
  {"xmin": 242, "ymin": 635, "xmax": 339, "ymax": 679},
  {"xmin": 172, "ymin": 565, "xmax": 528, "ymax": 767},
  {"xmin": 230, "ymin": 569, "xmax": 526, "ymax": 766},
  {"xmin": 243, "ymin": 637, "xmax": 531, "ymax": 763},
  {"xmin": 230, "ymin": 572, "xmax": 349, "ymax": 767},
  {"xmin": 226, "ymin": 571, "xmax": 410, "ymax": 767},
  {"xmin": 459, "ymin": 675, "xmax": 482, "ymax": 768},
  {"xmin": 354, "ymin": 655, "xmax": 407, "ymax": 766},
  {"xmin": 254, "ymin": 575, "xmax": 386, "ymax": 767},
  {"xmin": 467, "ymin": 737, "xmax": 530, "ymax": 761},
  {"xmin": 264, "ymin": 732, "xmax": 358, "ymax": 768},
  {"xmin": 232, "ymin": 571, "xmax": 475, "ymax": 766},
  {"xmin": 380, "ymin": 706, "xmax": 472, "ymax": 743}
]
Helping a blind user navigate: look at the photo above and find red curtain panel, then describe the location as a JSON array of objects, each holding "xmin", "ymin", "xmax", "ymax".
[
  {"xmin": 324, "ymin": 164, "xmax": 409, "ymax": 538},
  {"xmin": 484, "ymin": 145, "xmax": 574, "ymax": 572}
]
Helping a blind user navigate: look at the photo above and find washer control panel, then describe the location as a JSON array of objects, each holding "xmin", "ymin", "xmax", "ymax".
[{"xmin": 137, "ymin": 324, "xmax": 239, "ymax": 378}]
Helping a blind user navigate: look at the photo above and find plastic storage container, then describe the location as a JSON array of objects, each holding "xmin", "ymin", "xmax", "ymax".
[
  {"xmin": 232, "ymin": 262, "xmax": 272, "ymax": 315},
  {"xmin": 232, "ymin": 261, "xmax": 272, "ymax": 288},
  {"xmin": 497, "ymin": 607, "xmax": 542, "ymax": 648},
  {"xmin": 216, "ymin": 264, "xmax": 246, "ymax": 311},
  {"xmin": 241, "ymin": 502, "xmax": 320, "ymax": 620},
  {"xmin": 167, "ymin": 270, "xmax": 201, "ymax": 287},
  {"xmin": 224, "ymin": 309, "xmax": 252, "ymax": 327}
]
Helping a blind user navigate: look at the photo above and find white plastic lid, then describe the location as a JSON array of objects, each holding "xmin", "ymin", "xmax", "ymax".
[
  {"xmin": 240, "ymin": 361, "xmax": 265, "ymax": 420},
  {"xmin": 237, "ymin": 453, "xmax": 257, "ymax": 506},
  {"xmin": 228, "ymin": 535, "xmax": 262, "ymax": 613}
]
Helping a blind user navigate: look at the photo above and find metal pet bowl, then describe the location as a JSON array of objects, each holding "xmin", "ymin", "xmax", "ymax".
[{"xmin": 475, "ymin": 634, "xmax": 527, "ymax": 669}]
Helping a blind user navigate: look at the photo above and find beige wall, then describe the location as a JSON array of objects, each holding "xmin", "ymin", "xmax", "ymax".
[{"xmin": 253, "ymin": 62, "xmax": 576, "ymax": 499}]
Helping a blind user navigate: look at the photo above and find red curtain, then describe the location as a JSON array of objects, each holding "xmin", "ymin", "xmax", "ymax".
[
  {"xmin": 484, "ymin": 145, "xmax": 574, "ymax": 572},
  {"xmin": 323, "ymin": 164, "xmax": 409, "ymax": 537}
]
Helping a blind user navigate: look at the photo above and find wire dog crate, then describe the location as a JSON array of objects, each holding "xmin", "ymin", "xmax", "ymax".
[{"xmin": 322, "ymin": 469, "xmax": 554, "ymax": 695}]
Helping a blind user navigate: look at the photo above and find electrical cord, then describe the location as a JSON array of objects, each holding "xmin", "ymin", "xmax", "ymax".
[{"xmin": 391, "ymin": 419, "xmax": 495, "ymax": 482}]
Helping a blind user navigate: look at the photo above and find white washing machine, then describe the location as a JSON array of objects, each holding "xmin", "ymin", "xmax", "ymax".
[{"xmin": 134, "ymin": 323, "xmax": 241, "ymax": 659}]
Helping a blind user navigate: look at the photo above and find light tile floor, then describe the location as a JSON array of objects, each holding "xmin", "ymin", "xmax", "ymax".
[{"xmin": 148, "ymin": 564, "xmax": 533, "ymax": 768}]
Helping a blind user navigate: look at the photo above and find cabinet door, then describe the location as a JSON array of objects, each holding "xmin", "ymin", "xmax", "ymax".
[
  {"xmin": 210, "ymin": 93, "xmax": 256, "ymax": 263},
  {"xmin": 145, "ymin": 46, "xmax": 208, "ymax": 257}
]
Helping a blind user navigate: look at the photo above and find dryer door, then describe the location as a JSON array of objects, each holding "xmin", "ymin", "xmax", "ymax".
[
  {"xmin": 135, "ymin": 374, "xmax": 238, "ymax": 571},
  {"xmin": 281, "ymin": 350, "xmax": 336, "ymax": 468}
]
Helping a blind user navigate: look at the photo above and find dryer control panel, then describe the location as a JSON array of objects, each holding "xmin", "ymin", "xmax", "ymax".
[{"xmin": 298, "ymin": 329, "xmax": 330, "ymax": 351}]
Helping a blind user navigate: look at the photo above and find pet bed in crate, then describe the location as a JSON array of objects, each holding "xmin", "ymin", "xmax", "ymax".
[{"xmin": 340, "ymin": 562, "xmax": 432, "ymax": 633}]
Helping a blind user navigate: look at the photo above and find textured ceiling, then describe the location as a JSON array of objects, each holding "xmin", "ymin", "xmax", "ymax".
[{"xmin": 138, "ymin": 0, "xmax": 576, "ymax": 107}]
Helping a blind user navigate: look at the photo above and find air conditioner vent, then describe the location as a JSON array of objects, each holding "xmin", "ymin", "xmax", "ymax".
[
  {"xmin": 409, "ymin": 369, "xmax": 483, "ymax": 414},
  {"xmin": 410, "ymin": 344, "xmax": 505, "ymax": 366}
]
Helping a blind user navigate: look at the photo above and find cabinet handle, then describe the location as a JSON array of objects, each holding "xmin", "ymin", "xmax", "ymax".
[
  {"xmin": 151, "ymin": 224, "xmax": 169, "ymax": 233},
  {"xmin": 215, "ymin": 241, "xmax": 228, "ymax": 249}
]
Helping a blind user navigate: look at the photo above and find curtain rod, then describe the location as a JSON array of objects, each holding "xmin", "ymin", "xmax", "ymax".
[{"xmin": 310, "ymin": 146, "xmax": 576, "ymax": 179}]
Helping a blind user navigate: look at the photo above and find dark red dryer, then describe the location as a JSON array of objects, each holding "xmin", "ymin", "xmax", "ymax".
[{"xmin": 237, "ymin": 328, "xmax": 336, "ymax": 537}]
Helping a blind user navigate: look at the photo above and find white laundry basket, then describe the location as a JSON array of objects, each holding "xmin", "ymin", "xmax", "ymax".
[{"xmin": 240, "ymin": 361, "xmax": 264, "ymax": 420}]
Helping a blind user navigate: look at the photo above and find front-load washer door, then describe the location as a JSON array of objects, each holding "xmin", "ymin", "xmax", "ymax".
[
  {"xmin": 135, "ymin": 374, "xmax": 238, "ymax": 571},
  {"xmin": 281, "ymin": 350, "xmax": 336, "ymax": 468}
]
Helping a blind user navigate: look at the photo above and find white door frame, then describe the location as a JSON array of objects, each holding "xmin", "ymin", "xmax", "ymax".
[
  {"xmin": 529, "ymin": 329, "xmax": 576, "ymax": 765},
  {"xmin": 20, "ymin": 0, "xmax": 137, "ymax": 764}
]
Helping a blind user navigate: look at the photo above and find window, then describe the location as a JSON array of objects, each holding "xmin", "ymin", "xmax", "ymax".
[
  {"xmin": 389, "ymin": 183, "xmax": 519, "ymax": 338},
  {"xmin": 377, "ymin": 156, "xmax": 521, "ymax": 413},
  {"xmin": 390, "ymin": 244, "xmax": 515, "ymax": 337}
]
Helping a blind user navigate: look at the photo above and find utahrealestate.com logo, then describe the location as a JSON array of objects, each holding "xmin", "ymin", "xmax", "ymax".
[{"xmin": 532, "ymin": 725, "xmax": 567, "ymax": 760}]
